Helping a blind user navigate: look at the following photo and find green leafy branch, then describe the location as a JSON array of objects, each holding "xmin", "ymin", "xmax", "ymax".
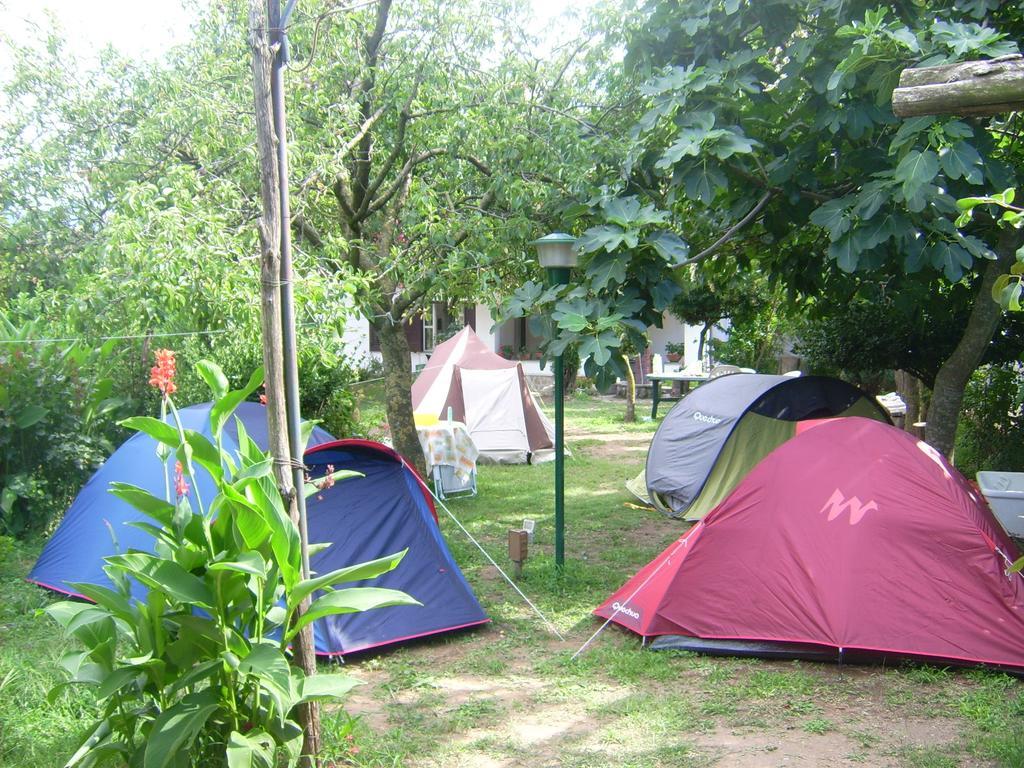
[{"xmin": 957, "ymin": 188, "xmax": 1024, "ymax": 310}]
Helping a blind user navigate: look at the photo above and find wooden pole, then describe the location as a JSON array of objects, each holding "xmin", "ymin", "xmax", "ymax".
[
  {"xmin": 249, "ymin": 1, "xmax": 321, "ymax": 762},
  {"xmin": 893, "ymin": 54, "xmax": 1024, "ymax": 118}
]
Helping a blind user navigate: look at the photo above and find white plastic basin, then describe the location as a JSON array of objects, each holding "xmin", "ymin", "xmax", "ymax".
[{"xmin": 977, "ymin": 471, "xmax": 1024, "ymax": 538}]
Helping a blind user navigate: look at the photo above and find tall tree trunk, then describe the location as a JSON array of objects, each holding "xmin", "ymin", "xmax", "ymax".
[
  {"xmin": 927, "ymin": 229, "xmax": 1021, "ymax": 457},
  {"xmin": 698, "ymin": 322, "xmax": 710, "ymax": 364},
  {"xmin": 895, "ymin": 369, "xmax": 922, "ymax": 432},
  {"xmin": 561, "ymin": 344, "xmax": 580, "ymax": 395},
  {"xmin": 249, "ymin": 2, "xmax": 320, "ymax": 761},
  {"xmin": 376, "ymin": 319, "xmax": 427, "ymax": 477},
  {"xmin": 623, "ymin": 354, "xmax": 636, "ymax": 423}
]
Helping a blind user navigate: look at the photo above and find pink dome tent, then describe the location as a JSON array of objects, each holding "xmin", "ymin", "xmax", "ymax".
[{"xmin": 595, "ymin": 418, "xmax": 1024, "ymax": 671}]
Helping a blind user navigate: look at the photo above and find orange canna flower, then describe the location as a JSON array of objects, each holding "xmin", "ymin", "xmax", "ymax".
[{"xmin": 149, "ymin": 349, "xmax": 177, "ymax": 396}]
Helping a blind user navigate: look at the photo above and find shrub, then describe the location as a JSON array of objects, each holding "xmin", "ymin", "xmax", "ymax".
[
  {"xmin": 46, "ymin": 356, "xmax": 419, "ymax": 767},
  {"xmin": 0, "ymin": 314, "xmax": 127, "ymax": 537},
  {"xmin": 955, "ymin": 363, "xmax": 1024, "ymax": 478}
]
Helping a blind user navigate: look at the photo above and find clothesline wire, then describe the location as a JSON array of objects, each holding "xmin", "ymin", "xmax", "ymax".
[{"xmin": 0, "ymin": 305, "xmax": 484, "ymax": 346}]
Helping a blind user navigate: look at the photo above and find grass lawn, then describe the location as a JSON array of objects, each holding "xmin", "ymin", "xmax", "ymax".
[{"xmin": 2, "ymin": 394, "xmax": 1023, "ymax": 767}]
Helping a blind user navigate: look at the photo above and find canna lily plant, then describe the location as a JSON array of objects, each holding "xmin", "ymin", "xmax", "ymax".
[{"xmin": 46, "ymin": 356, "xmax": 419, "ymax": 767}]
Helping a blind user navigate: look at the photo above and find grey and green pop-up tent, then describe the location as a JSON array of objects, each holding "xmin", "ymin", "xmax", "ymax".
[{"xmin": 641, "ymin": 374, "xmax": 889, "ymax": 520}]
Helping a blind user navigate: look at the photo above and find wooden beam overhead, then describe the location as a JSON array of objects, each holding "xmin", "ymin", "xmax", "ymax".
[{"xmin": 892, "ymin": 54, "xmax": 1024, "ymax": 118}]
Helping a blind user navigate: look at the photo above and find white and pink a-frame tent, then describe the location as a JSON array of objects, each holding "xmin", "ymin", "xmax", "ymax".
[{"xmin": 411, "ymin": 327, "xmax": 556, "ymax": 463}]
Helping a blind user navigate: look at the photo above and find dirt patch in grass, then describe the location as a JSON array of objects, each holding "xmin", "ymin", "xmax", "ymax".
[
  {"xmin": 340, "ymin": 625, "xmax": 994, "ymax": 768},
  {"xmin": 568, "ymin": 429, "xmax": 651, "ymax": 461}
]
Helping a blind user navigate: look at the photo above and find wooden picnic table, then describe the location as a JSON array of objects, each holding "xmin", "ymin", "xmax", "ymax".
[{"xmin": 649, "ymin": 372, "xmax": 708, "ymax": 418}]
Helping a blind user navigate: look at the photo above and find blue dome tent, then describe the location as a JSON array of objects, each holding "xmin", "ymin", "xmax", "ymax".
[
  {"xmin": 29, "ymin": 404, "xmax": 488, "ymax": 655},
  {"xmin": 303, "ymin": 439, "xmax": 489, "ymax": 655}
]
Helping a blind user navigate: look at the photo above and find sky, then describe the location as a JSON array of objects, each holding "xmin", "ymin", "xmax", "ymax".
[{"xmin": 2, "ymin": 0, "xmax": 597, "ymax": 64}]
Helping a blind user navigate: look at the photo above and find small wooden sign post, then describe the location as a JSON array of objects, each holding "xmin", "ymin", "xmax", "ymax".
[{"xmin": 508, "ymin": 528, "xmax": 529, "ymax": 580}]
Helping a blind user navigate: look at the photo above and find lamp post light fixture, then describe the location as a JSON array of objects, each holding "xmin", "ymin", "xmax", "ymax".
[{"xmin": 529, "ymin": 232, "xmax": 578, "ymax": 569}]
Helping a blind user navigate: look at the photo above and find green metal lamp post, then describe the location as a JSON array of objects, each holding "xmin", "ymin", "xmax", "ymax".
[{"xmin": 530, "ymin": 232, "xmax": 578, "ymax": 569}]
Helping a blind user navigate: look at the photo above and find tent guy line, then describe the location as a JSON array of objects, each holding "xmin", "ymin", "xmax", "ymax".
[
  {"xmin": 429, "ymin": 489, "xmax": 566, "ymax": 642},
  {"xmin": 571, "ymin": 525, "xmax": 698, "ymax": 661}
]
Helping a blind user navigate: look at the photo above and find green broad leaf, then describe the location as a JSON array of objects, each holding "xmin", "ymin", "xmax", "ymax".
[
  {"xmin": 208, "ymin": 551, "xmax": 268, "ymax": 578},
  {"xmin": 956, "ymin": 195, "xmax": 991, "ymax": 211},
  {"xmin": 590, "ymin": 337, "xmax": 613, "ymax": 367},
  {"xmin": 992, "ymin": 274, "xmax": 1012, "ymax": 302},
  {"xmin": 1001, "ymin": 280, "xmax": 1022, "ymax": 312},
  {"xmin": 68, "ymin": 583, "xmax": 136, "ymax": 623},
  {"xmin": 291, "ymin": 550, "xmax": 409, "ymax": 607},
  {"xmin": 143, "ymin": 689, "xmax": 219, "ymax": 768},
  {"xmin": 602, "ymin": 196, "xmax": 642, "ymax": 226},
  {"xmin": 195, "ymin": 359, "xmax": 229, "ymax": 401},
  {"xmin": 227, "ymin": 730, "xmax": 276, "ymax": 768},
  {"xmin": 120, "ymin": 416, "xmax": 181, "ymax": 449},
  {"xmin": 299, "ymin": 418, "xmax": 318, "ymax": 453},
  {"xmin": 265, "ymin": 605, "xmax": 288, "ymax": 628},
  {"xmin": 59, "ymin": 650, "xmax": 107, "ymax": 684},
  {"xmin": 307, "ymin": 542, "xmax": 332, "ymax": 558},
  {"xmin": 809, "ymin": 198, "xmax": 851, "ymax": 241},
  {"xmin": 957, "ymin": 233, "xmax": 995, "ymax": 261},
  {"xmin": 110, "ymin": 483, "xmax": 176, "ymax": 527},
  {"xmin": 656, "ymin": 131, "xmax": 705, "ymax": 168},
  {"xmin": 586, "ymin": 252, "xmax": 628, "ymax": 291},
  {"xmin": 95, "ymin": 667, "xmax": 142, "ymax": 700},
  {"xmin": 682, "ymin": 162, "xmax": 727, "ymax": 204},
  {"xmin": 224, "ymin": 489, "xmax": 272, "ymax": 549},
  {"xmin": 238, "ymin": 642, "xmax": 293, "ymax": 713},
  {"xmin": 286, "ymin": 588, "xmax": 422, "ymax": 641},
  {"xmin": 855, "ymin": 214, "xmax": 897, "ymax": 251},
  {"xmin": 66, "ymin": 608, "xmax": 117, "ymax": 656},
  {"xmin": 1009, "ymin": 554, "xmax": 1024, "ymax": 574},
  {"xmin": 894, "ymin": 149, "xmax": 939, "ymax": 202},
  {"xmin": 650, "ymin": 279, "xmax": 682, "ymax": 310},
  {"xmin": 707, "ymin": 126, "xmax": 759, "ymax": 159},
  {"xmin": 105, "ymin": 553, "xmax": 215, "ymax": 609},
  {"xmin": 234, "ymin": 457, "xmax": 274, "ymax": 482},
  {"xmin": 240, "ymin": 475, "xmax": 300, "ymax": 589},
  {"xmin": 296, "ymin": 672, "xmax": 362, "ymax": 703},
  {"xmin": 928, "ymin": 241, "xmax": 972, "ymax": 282},
  {"xmin": 46, "ymin": 600, "xmax": 98, "ymax": 629},
  {"xmin": 179, "ymin": 430, "xmax": 222, "ymax": 483},
  {"xmin": 303, "ymin": 469, "xmax": 362, "ymax": 499},
  {"xmin": 828, "ymin": 235, "xmax": 860, "ymax": 273},
  {"xmin": 646, "ymin": 231, "xmax": 690, "ymax": 264},
  {"xmin": 166, "ymin": 658, "xmax": 221, "ymax": 696},
  {"xmin": 14, "ymin": 404, "xmax": 48, "ymax": 429},
  {"xmin": 555, "ymin": 312, "xmax": 589, "ymax": 333},
  {"xmin": 853, "ymin": 181, "xmax": 891, "ymax": 220},
  {"xmin": 594, "ymin": 314, "xmax": 624, "ymax": 332},
  {"xmin": 211, "ymin": 366, "xmax": 264, "ymax": 443},
  {"xmin": 939, "ymin": 142, "xmax": 983, "ymax": 184},
  {"xmin": 889, "ymin": 115, "xmax": 935, "ymax": 154},
  {"xmin": 63, "ymin": 719, "xmax": 113, "ymax": 768},
  {"xmin": 577, "ymin": 225, "xmax": 628, "ymax": 254}
]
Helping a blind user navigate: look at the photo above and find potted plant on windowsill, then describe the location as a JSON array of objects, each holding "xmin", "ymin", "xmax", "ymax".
[{"xmin": 665, "ymin": 342, "xmax": 685, "ymax": 364}]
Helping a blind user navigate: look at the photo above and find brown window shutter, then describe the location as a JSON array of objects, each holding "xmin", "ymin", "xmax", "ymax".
[
  {"xmin": 369, "ymin": 324, "xmax": 380, "ymax": 352},
  {"xmin": 405, "ymin": 316, "xmax": 424, "ymax": 352},
  {"xmin": 463, "ymin": 306, "xmax": 475, "ymax": 330}
]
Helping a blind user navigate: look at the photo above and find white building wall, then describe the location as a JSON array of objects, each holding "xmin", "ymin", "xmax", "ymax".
[
  {"xmin": 343, "ymin": 302, "xmax": 728, "ymax": 374},
  {"xmin": 472, "ymin": 304, "xmax": 498, "ymax": 351},
  {"xmin": 340, "ymin": 312, "xmax": 373, "ymax": 367}
]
